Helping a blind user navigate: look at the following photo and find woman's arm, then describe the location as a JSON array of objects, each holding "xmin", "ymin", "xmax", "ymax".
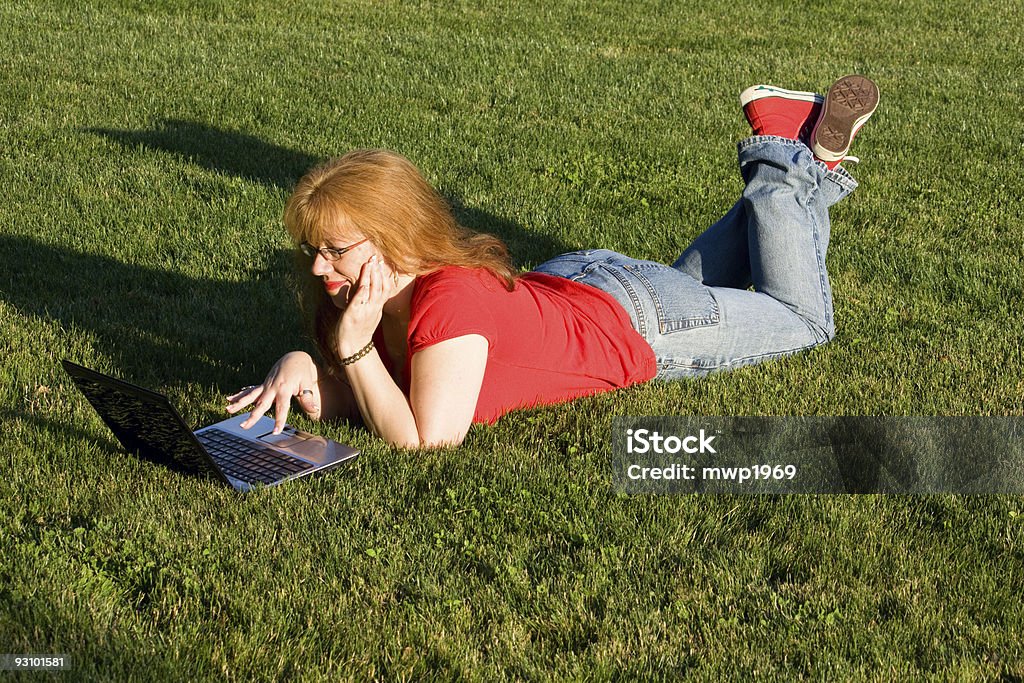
[
  {"xmin": 343, "ymin": 334, "xmax": 488, "ymax": 448},
  {"xmin": 227, "ymin": 351, "xmax": 359, "ymax": 432},
  {"xmin": 314, "ymin": 371, "xmax": 360, "ymax": 422},
  {"xmin": 327, "ymin": 255, "xmax": 488, "ymax": 447}
]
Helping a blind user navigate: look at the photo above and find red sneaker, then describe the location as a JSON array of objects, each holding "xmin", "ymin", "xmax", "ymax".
[
  {"xmin": 811, "ymin": 75, "xmax": 880, "ymax": 170},
  {"xmin": 740, "ymin": 84, "xmax": 823, "ymax": 142}
]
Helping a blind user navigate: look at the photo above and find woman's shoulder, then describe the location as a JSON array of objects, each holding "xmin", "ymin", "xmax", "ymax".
[
  {"xmin": 414, "ymin": 266, "xmax": 510, "ymax": 298},
  {"xmin": 407, "ymin": 267, "xmax": 506, "ymax": 349}
]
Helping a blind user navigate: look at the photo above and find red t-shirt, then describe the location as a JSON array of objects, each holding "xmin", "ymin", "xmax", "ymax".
[{"xmin": 399, "ymin": 266, "xmax": 657, "ymax": 424}]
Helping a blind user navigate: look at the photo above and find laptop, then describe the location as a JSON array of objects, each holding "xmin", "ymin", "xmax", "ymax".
[{"xmin": 62, "ymin": 360, "xmax": 359, "ymax": 491}]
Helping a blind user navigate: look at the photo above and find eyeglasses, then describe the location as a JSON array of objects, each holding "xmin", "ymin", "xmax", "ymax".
[{"xmin": 299, "ymin": 239, "xmax": 369, "ymax": 262}]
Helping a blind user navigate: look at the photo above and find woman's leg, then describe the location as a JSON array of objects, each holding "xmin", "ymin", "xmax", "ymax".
[
  {"xmin": 671, "ymin": 152, "xmax": 855, "ymax": 292},
  {"xmin": 672, "ymin": 201, "xmax": 752, "ymax": 289},
  {"xmin": 672, "ymin": 78, "xmax": 871, "ymax": 292},
  {"xmin": 738, "ymin": 135, "xmax": 857, "ymax": 341},
  {"xmin": 634, "ymin": 137, "xmax": 858, "ymax": 379},
  {"xmin": 532, "ymin": 142, "xmax": 857, "ymax": 379},
  {"xmin": 534, "ymin": 75, "xmax": 872, "ymax": 379}
]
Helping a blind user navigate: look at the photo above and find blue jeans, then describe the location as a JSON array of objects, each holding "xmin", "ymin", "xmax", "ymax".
[{"xmin": 532, "ymin": 136, "xmax": 858, "ymax": 380}]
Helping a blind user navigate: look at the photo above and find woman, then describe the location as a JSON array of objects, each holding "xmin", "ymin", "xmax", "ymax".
[{"xmin": 227, "ymin": 75, "xmax": 879, "ymax": 448}]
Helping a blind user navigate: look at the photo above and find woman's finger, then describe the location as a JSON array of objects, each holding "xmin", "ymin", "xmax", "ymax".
[
  {"xmin": 353, "ymin": 259, "xmax": 372, "ymax": 303},
  {"xmin": 226, "ymin": 385, "xmax": 262, "ymax": 411},
  {"xmin": 226, "ymin": 384, "xmax": 259, "ymax": 401},
  {"xmin": 372, "ymin": 257, "xmax": 385, "ymax": 300},
  {"xmin": 239, "ymin": 392, "xmax": 276, "ymax": 430},
  {"xmin": 273, "ymin": 394, "xmax": 291, "ymax": 434},
  {"xmin": 296, "ymin": 387, "xmax": 320, "ymax": 419},
  {"xmin": 362, "ymin": 258, "xmax": 375, "ymax": 304},
  {"xmin": 364, "ymin": 259, "xmax": 377, "ymax": 304},
  {"xmin": 362, "ymin": 256, "xmax": 382, "ymax": 307}
]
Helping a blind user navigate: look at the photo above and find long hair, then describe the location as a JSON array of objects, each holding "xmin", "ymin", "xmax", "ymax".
[{"xmin": 284, "ymin": 149, "xmax": 517, "ymax": 368}]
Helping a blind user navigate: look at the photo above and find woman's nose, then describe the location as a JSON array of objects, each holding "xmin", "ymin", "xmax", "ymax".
[{"xmin": 310, "ymin": 253, "xmax": 332, "ymax": 276}]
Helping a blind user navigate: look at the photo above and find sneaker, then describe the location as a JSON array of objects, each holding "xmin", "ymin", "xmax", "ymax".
[
  {"xmin": 811, "ymin": 75, "xmax": 880, "ymax": 169},
  {"xmin": 740, "ymin": 84, "xmax": 824, "ymax": 141}
]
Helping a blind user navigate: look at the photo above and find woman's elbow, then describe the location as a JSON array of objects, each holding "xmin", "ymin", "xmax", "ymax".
[
  {"xmin": 377, "ymin": 429, "xmax": 466, "ymax": 450},
  {"xmin": 411, "ymin": 426, "xmax": 469, "ymax": 449}
]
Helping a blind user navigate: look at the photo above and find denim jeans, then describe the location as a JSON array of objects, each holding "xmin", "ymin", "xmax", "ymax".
[{"xmin": 532, "ymin": 136, "xmax": 858, "ymax": 380}]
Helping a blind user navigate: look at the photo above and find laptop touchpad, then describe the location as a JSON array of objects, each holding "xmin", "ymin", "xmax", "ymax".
[
  {"xmin": 286, "ymin": 439, "xmax": 328, "ymax": 460},
  {"xmin": 258, "ymin": 432, "xmax": 307, "ymax": 448}
]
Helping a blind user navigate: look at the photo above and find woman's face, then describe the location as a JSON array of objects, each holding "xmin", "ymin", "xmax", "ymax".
[{"xmin": 308, "ymin": 235, "xmax": 378, "ymax": 309}]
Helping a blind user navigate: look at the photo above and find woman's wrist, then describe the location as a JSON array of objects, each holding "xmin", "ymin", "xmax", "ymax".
[
  {"xmin": 338, "ymin": 339, "xmax": 375, "ymax": 365},
  {"xmin": 337, "ymin": 335, "xmax": 371, "ymax": 356}
]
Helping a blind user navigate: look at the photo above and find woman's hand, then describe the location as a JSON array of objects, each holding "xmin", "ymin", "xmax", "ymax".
[
  {"xmin": 226, "ymin": 351, "xmax": 321, "ymax": 434},
  {"xmin": 337, "ymin": 255, "xmax": 396, "ymax": 357}
]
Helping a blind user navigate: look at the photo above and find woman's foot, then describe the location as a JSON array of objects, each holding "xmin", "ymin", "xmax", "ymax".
[
  {"xmin": 810, "ymin": 75, "xmax": 880, "ymax": 170},
  {"xmin": 740, "ymin": 84, "xmax": 823, "ymax": 142}
]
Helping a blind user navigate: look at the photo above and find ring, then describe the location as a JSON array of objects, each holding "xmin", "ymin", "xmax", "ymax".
[{"xmin": 299, "ymin": 389, "xmax": 314, "ymax": 397}]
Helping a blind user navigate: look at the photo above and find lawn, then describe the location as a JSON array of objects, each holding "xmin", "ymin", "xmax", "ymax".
[{"xmin": 2, "ymin": 0, "xmax": 1023, "ymax": 679}]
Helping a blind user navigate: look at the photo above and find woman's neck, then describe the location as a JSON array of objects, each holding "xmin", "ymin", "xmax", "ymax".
[{"xmin": 382, "ymin": 274, "xmax": 416, "ymax": 327}]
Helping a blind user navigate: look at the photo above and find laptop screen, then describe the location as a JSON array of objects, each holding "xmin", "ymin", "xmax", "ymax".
[{"xmin": 63, "ymin": 361, "xmax": 226, "ymax": 483}]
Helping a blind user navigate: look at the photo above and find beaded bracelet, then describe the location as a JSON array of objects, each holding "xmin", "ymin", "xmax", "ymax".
[{"xmin": 340, "ymin": 340, "xmax": 375, "ymax": 366}]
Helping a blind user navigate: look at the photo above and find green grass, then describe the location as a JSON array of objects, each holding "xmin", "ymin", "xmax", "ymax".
[{"xmin": 2, "ymin": 0, "xmax": 1023, "ymax": 679}]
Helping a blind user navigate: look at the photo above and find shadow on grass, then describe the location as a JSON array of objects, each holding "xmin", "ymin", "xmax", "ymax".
[
  {"xmin": 0, "ymin": 234, "xmax": 302, "ymax": 391},
  {"xmin": 87, "ymin": 119, "xmax": 317, "ymax": 192},
  {"xmin": 86, "ymin": 119, "xmax": 569, "ymax": 263},
  {"xmin": 2, "ymin": 405, "xmax": 118, "ymax": 454},
  {"xmin": 5, "ymin": 120, "xmax": 571, "ymax": 389}
]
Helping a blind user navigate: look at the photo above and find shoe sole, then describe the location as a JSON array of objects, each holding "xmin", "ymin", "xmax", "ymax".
[
  {"xmin": 811, "ymin": 75, "xmax": 879, "ymax": 162},
  {"xmin": 739, "ymin": 84, "xmax": 824, "ymax": 107}
]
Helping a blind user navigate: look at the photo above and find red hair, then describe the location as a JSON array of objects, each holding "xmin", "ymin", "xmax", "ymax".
[{"xmin": 284, "ymin": 149, "xmax": 516, "ymax": 367}]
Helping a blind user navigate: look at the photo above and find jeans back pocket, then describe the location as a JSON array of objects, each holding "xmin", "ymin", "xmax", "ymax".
[
  {"xmin": 621, "ymin": 263, "xmax": 720, "ymax": 334},
  {"xmin": 533, "ymin": 251, "xmax": 720, "ymax": 338}
]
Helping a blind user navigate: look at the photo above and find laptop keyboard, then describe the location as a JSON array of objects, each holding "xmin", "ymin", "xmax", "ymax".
[{"xmin": 196, "ymin": 428, "xmax": 315, "ymax": 484}]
